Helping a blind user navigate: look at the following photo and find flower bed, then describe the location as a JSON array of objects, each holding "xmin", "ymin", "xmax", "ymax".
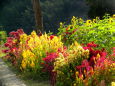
[{"xmin": 2, "ymin": 15, "xmax": 115, "ymax": 86}]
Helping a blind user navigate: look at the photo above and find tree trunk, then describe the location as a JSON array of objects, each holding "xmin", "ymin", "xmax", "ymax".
[{"xmin": 32, "ymin": 0, "xmax": 43, "ymax": 34}]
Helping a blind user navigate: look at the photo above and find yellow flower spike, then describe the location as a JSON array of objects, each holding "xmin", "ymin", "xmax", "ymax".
[
  {"xmin": 20, "ymin": 34, "xmax": 28, "ymax": 43},
  {"xmin": 60, "ymin": 22, "xmax": 63, "ymax": 28},
  {"xmin": 71, "ymin": 16, "xmax": 76, "ymax": 25},
  {"xmin": 79, "ymin": 18, "xmax": 83, "ymax": 22},
  {"xmin": 112, "ymin": 14, "xmax": 115, "ymax": 19},
  {"xmin": 22, "ymin": 50, "xmax": 27, "ymax": 58},
  {"xmin": 31, "ymin": 30, "xmax": 37, "ymax": 37},
  {"xmin": 75, "ymin": 71, "xmax": 79, "ymax": 76},
  {"xmin": 30, "ymin": 61, "xmax": 35, "ymax": 68},
  {"xmin": 109, "ymin": 18, "xmax": 113, "ymax": 24},
  {"xmin": 111, "ymin": 82, "xmax": 115, "ymax": 86},
  {"xmin": 96, "ymin": 53, "xmax": 100, "ymax": 60},
  {"xmin": 21, "ymin": 62, "xmax": 26, "ymax": 69}
]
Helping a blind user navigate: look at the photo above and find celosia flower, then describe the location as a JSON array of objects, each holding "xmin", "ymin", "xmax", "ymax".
[
  {"xmin": 111, "ymin": 82, "xmax": 115, "ymax": 86},
  {"xmin": 11, "ymin": 47, "xmax": 17, "ymax": 52},
  {"xmin": 21, "ymin": 60, "xmax": 26, "ymax": 69},
  {"xmin": 17, "ymin": 29, "xmax": 24, "ymax": 34},
  {"xmin": 50, "ymin": 35, "xmax": 55, "ymax": 40},
  {"xmin": 30, "ymin": 61, "xmax": 35, "ymax": 68},
  {"xmin": 87, "ymin": 42, "xmax": 98, "ymax": 47},
  {"xmin": 2, "ymin": 49, "xmax": 10, "ymax": 53},
  {"xmin": 43, "ymin": 52, "xmax": 58, "ymax": 63}
]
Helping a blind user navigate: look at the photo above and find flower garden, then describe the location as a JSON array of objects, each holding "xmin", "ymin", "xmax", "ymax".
[{"xmin": 1, "ymin": 14, "xmax": 115, "ymax": 86}]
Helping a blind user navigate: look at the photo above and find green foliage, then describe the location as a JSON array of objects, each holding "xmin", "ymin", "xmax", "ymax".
[
  {"xmin": 58, "ymin": 14, "xmax": 115, "ymax": 52},
  {"xmin": 0, "ymin": 30, "xmax": 7, "ymax": 44}
]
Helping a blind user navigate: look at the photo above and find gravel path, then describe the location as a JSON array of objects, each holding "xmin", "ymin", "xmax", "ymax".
[{"xmin": 0, "ymin": 58, "xmax": 26, "ymax": 86}]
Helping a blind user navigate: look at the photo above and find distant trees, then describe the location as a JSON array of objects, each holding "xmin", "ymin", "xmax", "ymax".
[
  {"xmin": 0, "ymin": 0, "xmax": 89, "ymax": 33},
  {"xmin": 86, "ymin": 0, "xmax": 115, "ymax": 18}
]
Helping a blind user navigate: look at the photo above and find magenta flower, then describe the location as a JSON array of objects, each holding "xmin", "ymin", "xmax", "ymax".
[{"xmin": 43, "ymin": 52, "xmax": 58, "ymax": 63}]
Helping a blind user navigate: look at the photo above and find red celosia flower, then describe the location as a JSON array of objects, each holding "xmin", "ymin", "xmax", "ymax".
[
  {"xmin": 65, "ymin": 32, "xmax": 69, "ymax": 34},
  {"xmin": 111, "ymin": 47, "xmax": 115, "ymax": 56},
  {"xmin": 9, "ymin": 29, "xmax": 24, "ymax": 39},
  {"xmin": 87, "ymin": 42, "xmax": 98, "ymax": 47},
  {"xmin": 2, "ymin": 49, "xmax": 10, "ymax": 53},
  {"xmin": 38, "ymin": 32, "xmax": 42, "ymax": 36},
  {"xmin": 17, "ymin": 29, "xmax": 24, "ymax": 34},
  {"xmin": 82, "ymin": 59, "xmax": 89, "ymax": 67},
  {"xmin": 11, "ymin": 47, "xmax": 17, "ymax": 52},
  {"xmin": 50, "ymin": 35, "xmax": 55, "ymax": 40},
  {"xmin": 4, "ymin": 43, "xmax": 10, "ymax": 47},
  {"xmin": 43, "ymin": 52, "xmax": 58, "ymax": 63}
]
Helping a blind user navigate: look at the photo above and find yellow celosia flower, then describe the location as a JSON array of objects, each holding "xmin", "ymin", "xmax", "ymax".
[
  {"xmin": 60, "ymin": 22, "xmax": 63, "ymax": 28},
  {"xmin": 31, "ymin": 31, "xmax": 37, "ymax": 38},
  {"xmin": 21, "ymin": 60, "xmax": 26, "ymax": 69},
  {"xmin": 96, "ymin": 53, "xmax": 100, "ymax": 60},
  {"xmin": 71, "ymin": 16, "xmax": 76, "ymax": 25},
  {"xmin": 30, "ymin": 61, "xmax": 35, "ymax": 68},
  {"xmin": 112, "ymin": 14, "xmax": 115, "ymax": 19},
  {"xmin": 20, "ymin": 34, "xmax": 28, "ymax": 43},
  {"xmin": 111, "ymin": 82, "xmax": 115, "ymax": 86},
  {"xmin": 19, "ymin": 31, "xmax": 63, "ymax": 71},
  {"xmin": 54, "ymin": 41, "xmax": 89, "ymax": 73},
  {"xmin": 109, "ymin": 18, "xmax": 113, "ymax": 24},
  {"xmin": 79, "ymin": 18, "xmax": 83, "ymax": 22}
]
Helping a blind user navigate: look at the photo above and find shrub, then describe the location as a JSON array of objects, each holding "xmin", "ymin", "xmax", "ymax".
[
  {"xmin": 53, "ymin": 42, "xmax": 115, "ymax": 86},
  {"xmin": 3, "ymin": 29, "xmax": 63, "ymax": 78},
  {"xmin": 0, "ymin": 31, "xmax": 7, "ymax": 45},
  {"xmin": 58, "ymin": 14, "xmax": 115, "ymax": 53}
]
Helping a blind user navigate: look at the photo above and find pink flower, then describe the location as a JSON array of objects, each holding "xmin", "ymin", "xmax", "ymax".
[{"xmin": 82, "ymin": 59, "xmax": 89, "ymax": 67}]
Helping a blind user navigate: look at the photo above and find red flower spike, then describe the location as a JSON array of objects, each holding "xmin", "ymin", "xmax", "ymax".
[
  {"xmin": 87, "ymin": 42, "xmax": 98, "ymax": 47},
  {"xmin": 2, "ymin": 49, "xmax": 10, "ymax": 53},
  {"xmin": 17, "ymin": 29, "xmax": 24, "ymax": 34},
  {"xmin": 50, "ymin": 35, "xmax": 55, "ymax": 40}
]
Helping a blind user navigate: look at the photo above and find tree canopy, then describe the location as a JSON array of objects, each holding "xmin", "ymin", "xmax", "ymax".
[{"xmin": 0, "ymin": 0, "xmax": 114, "ymax": 34}]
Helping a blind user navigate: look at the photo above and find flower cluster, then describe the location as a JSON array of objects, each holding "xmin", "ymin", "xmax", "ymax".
[
  {"xmin": 3, "ymin": 29, "xmax": 24, "ymax": 66},
  {"xmin": 3, "ymin": 29, "xmax": 63, "ymax": 74},
  {"xmin": 53, "ymin": 42, "xmax": 115, "ymax": 86},
  {"xmin": 2, "ymin": 28, "xmax": 115, "ymax": 86},
  {"xmin": 58, "ymin": 14, "xmax": 115, "ymax": 52}
]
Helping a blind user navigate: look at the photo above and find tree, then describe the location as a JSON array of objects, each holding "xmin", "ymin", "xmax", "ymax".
[
  {"xmin": 86, "ymin": 0, "xmax": 115, "ymax": 18},
  {"xmin": 32, "ymin": 0, "xmax": 43, "ymax": 33}
]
